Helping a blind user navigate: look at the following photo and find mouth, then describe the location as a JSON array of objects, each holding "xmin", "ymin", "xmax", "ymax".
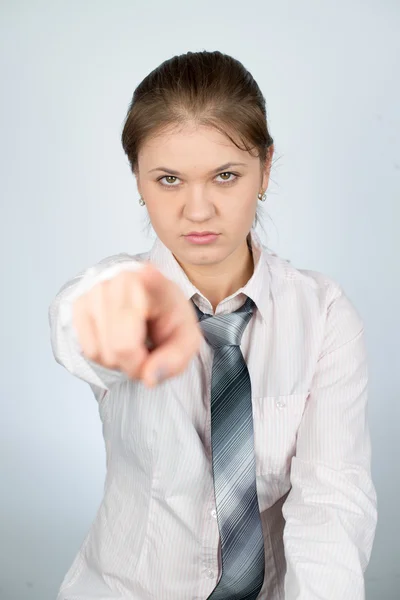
[
  {"xmin": 185, "ymin": 231, "xmax": 219, "ymax": 236},
  {"xmin": 184, "ymin": 232, "xmax": 220, "ymax": 245}
]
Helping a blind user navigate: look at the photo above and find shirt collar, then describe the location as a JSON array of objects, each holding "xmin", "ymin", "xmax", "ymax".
[{"xmin": 148, "ymin": 227, "xmax": 270, "ymax": 323}]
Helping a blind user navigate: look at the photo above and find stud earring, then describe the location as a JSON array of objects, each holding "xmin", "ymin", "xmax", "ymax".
[
  {"xmin": 139, "ymin": 197, "xmax": 145, "ymax": 206},
  {"xmin": 258, "ymin": 192, "xmax": 267, "ymax": 202}
]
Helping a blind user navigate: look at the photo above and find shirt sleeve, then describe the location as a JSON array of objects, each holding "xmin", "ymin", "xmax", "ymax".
[
  {"xmin": 282, "ymin": 283, "xmax": 378, "ymax": 599},
  {"xmin": 48, "ymin": 254, "xmax": 146, "ymax": 392}
]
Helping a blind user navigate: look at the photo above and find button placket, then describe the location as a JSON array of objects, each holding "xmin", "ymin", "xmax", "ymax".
[{"xmin": 202, "ymin": 494, "xmax": 220, "ymax": 582}]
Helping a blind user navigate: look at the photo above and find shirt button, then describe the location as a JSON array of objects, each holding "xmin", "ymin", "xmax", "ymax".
[
  {"xmin": 276, "ymin": 400, "xmax": 286, "ymax": 409},
  {"xmin": 211, "ymin": 509, "xmax": 217, "ymax": 519},
  {"xmin": 207, "ymin": 569, "xmax": 214, "ymax": 579}
]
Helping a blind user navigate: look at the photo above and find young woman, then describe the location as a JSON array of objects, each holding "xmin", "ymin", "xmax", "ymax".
[{"xmin": 49, "ymin": 50, "xmax": 377, "ymax": 600}]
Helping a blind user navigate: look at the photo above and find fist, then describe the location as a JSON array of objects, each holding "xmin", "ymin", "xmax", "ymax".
[{"xmin": 72, "ymin": 263, "xmax": 203, "ymax": 387}]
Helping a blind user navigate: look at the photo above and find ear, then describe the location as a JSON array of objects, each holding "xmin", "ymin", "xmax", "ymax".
[
  {"xmin": 133, "ymin": 168, "xmax": 141, "ymax": 195},
  {"xmin": 261, "ymin": 144, "xmax": 274, "ymax": 190}
]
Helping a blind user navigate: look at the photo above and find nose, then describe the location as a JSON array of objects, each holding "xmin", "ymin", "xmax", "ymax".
[{"xmin": 182, "ymin": 187, "xmax": 216, "ymax": 222}]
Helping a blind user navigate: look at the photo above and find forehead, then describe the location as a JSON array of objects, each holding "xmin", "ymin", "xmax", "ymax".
[{"xmin": 138, "ymin": 124, "xmax": 256, "ymax": 171}]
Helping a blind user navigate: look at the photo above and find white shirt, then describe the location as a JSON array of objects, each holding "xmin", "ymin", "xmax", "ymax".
[{"xmin": 49, "ymin": 228, "xmax": 377, "ymax": 600}]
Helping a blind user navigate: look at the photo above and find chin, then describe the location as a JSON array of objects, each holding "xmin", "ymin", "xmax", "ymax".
[{"xmin": 185, "ymin": 250, "xmax": 225, "ymax": 265}]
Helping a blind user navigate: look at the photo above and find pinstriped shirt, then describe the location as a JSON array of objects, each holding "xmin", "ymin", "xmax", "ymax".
[{"xmin": 49, "ymin": 228, "xmax": 377, "ymax": 600}]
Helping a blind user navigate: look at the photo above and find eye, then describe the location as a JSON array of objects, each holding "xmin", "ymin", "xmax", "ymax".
[
  {"xmin": 157, "ymin": 171, "xmax": 240, "ymax": 188},
  {"xmin": 158, "ymin": 175, "xmax": 180, "ymax": 187},
  {"xmin": 215, "ymin": 172, "xmax": 239, "ymax": 184}
]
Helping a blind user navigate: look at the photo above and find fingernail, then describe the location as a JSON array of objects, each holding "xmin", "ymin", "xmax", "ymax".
[{"xmin": 149, "ymin": 366, "xmax": 167, "ymax": 387}]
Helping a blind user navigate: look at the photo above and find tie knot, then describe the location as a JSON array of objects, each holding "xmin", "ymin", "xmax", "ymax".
[{"xmin": 192, "ymin": 296, "xmax": 255, "ymax": 348}]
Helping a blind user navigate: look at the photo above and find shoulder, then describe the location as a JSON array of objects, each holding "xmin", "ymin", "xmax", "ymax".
[
  {"xmin": 94, "ymin": 248, "xmax": 151, "ymax": 268},
  {"xmin": 265, "ymin": 251, "xmax": 339, "ymax": 294},
  {"xmin": 54, "ymin": 249, "xmax": 151, "ymax": 299},
  {"xmin": 80, "ymin": 248, "xmax": 152, "ymax": 280},
  {"xmin": 263, "ymin": 251, "xmax": 365, "ymax": 344}
]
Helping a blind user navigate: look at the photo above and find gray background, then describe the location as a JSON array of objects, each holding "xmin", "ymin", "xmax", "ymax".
[{"xmin": 1, "ymin": 1, "xmax": 399, "ymax": 598}]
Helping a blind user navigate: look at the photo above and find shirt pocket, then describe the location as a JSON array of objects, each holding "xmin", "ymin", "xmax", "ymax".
[{"xmin": 252, "ymin": 393, "xmax": 309, "ymax": 476}]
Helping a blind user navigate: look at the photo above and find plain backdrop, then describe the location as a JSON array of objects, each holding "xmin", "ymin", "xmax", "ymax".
[{"xmin": 1, "ymin": 1, "xmax": 399, "ymax": 599}]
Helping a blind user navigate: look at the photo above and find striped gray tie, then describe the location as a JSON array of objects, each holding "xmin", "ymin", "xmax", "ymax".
[{"xmin": 192, "ymin": 297, "xmax": 265, "ymax": 600}]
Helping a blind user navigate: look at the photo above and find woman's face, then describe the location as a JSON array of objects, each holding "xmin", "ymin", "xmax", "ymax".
[{"xmin": 135, "ymin": 123, "xmax": 272, "ymax": 268}]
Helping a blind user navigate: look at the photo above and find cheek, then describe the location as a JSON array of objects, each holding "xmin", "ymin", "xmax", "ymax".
[
  {"xmin": 146, "ymin": 202, "xmax": 177, "ymax": 239},
  {"xmin": 146, "ymin": 195, "xmax": 173, "ymax": 221},
  {"xmin": 222, "ymin": 195, "xmax": 257, "ymax": 223}
]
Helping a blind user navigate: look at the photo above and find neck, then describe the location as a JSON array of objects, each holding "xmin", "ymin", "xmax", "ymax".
[{"xmin": 176, "ymin": 235, "xmax": 254, "ymax": 312}]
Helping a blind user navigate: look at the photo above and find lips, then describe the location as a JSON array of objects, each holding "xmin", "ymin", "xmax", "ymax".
[
  {"xmin": 185, "ymin": 231, "xmax": 218, "ymax": 236},
  {"xmin": 184, "ymin": 232, "xmax": 220, "ymax": 245}
]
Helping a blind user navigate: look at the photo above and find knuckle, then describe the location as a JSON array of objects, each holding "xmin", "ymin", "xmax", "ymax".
[
  {"xmin": 113, "ymin": 343, "xmax": 136, "ymax": 360},
  {"xmin": 119, "ymin": 269, "xmax": 141, "ymax": 287},
  {"xmin": 169, "ymin": 351, "xmax": 190, "ymax": 375},
  {"xmin": 90, "ymin": 281, "xmax": 106, "ymax": 300},
  {"xmin": 101, "ymin": 356, "xmax": 119, "ymax": 370},
  {"xmin": 83, "ymin": 346, "xmax": 100, "ymax": 363},
  {"xmin": 114, "ymin": 269, "xmax": 132, "ymax": 282},
  {"xmin": 119, "ymin": 361, "xmax": 141, "ymax": 379}
]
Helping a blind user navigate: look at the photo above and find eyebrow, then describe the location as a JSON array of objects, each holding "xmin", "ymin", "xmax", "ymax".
[{"xmin": 148, "ymin": 162, "xmax": 249, "ymax": 175}]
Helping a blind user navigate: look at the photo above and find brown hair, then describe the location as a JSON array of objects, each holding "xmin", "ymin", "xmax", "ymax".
[
  {"xmin": 121, "ymin": 50, "xmax": 274, "ymax": 232},
  {"xmin": 122, "ymin": 51, "xmax": 273, "ymax": 171}
]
